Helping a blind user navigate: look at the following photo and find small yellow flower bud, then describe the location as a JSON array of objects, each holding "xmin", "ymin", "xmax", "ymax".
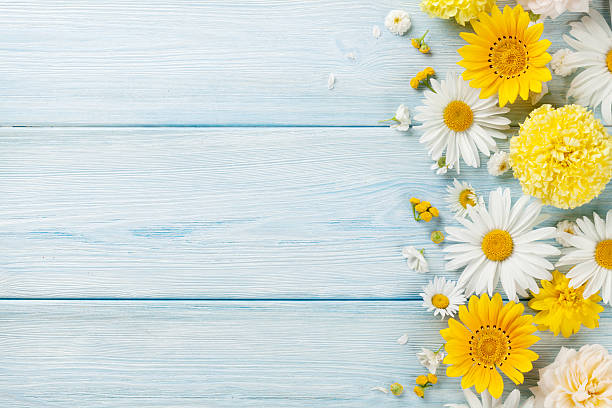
[
  {"xmin": 429, "ymin": 207, "xmax": 439, "ymax": 217},
  {"xmin": 390, "ymin": 382, "xmax": 404, "ymax": 396},
  {"xmin": 411, "ymin": 38, "xmax": 420, "ymax": 48},
  {"xmin": 419, "ymin": 44, "xmax": 430, "ymax": 54},
  {"xmin": 431, "ymin": 230, "xmax": 444, "ymax": 244},
  {"xmin": 415, "ymin": 71, "xmax": 426, "ymax": 81},
  {"xmin": 421, "ymin": 211, "xmax": 433, "ymax": 222},
  {"xmin": 413, "ymin": 386, "xmax": 424, "ymax": 398},
  {"xmin": 414, "ymin": 203, "xmax": 428, "ymax": 213},
  {"xmin": 410, "ymin": 78, "xmax": 420, "ymax": 89},
  {"xmin": 415, "ymin": 375, "xmax": 428, "ymax": 386},
  {"xmin": 420, "ymin": 201, "xmax": 431, "ymax": 209},
  {"xmin": 409, "ymin": 197, "xmax": 420, "ymax": 205},
  {"xmin": 424, "ymin": 67, "xmax": 435, "ymax": 76},
  {"xmin": 427, "ymin": 373, "xmax": 438, "ymax": 384}
]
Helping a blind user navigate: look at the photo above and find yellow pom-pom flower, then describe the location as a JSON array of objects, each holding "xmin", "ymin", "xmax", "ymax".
[
  {"xmin": 529, "ymin": 270, "xmax": 604, "ymax": 338},
  {"xmin": 441, "ymin": 293, "xmax": 539, "ymax": 399},
  {"xmin": 390, "ymin": 382, "xmax": 404, "ymax": 396},
  {"xmin": 458, "ymin": 5, "xmax": 552, "ymax": 106},
  {"xmin": 427, "ymin": 373, "xmax": 437, "ymax": 384},
  {"xmin": 420, "ymin": 0, "xmax": 496, "ymax": 25},
  {"xmin": 510, "ymin": 104, "xmax": 611, "ymax": 209},
  {"xmin": 413, "ymin": 386, "xmax": 424, "ymax": 398},
  {"xmin": 416, "ymin": 375, "xmax": 428, "ymax": 386}
]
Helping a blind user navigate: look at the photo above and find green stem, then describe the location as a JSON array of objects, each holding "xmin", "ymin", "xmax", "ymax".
[
  {"xmin": 435, "ymin": 344, "xmax": 444, "ymax": 354},
  {"xmin": 412, "ymin": 205, "xmax": 421, "ymax": 221},
  {"xmin": 424, "ymin": 79, "xmax": 436, "ymax": 93},
  {"xmin": 378, "ymin": 116, "xmax": 397, "ymax": 123},
  {"xmin": 419, "ymin": 30, "xmax": 429, "ymax": 42}
]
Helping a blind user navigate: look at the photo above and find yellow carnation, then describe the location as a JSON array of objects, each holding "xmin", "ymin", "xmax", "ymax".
[
  {"xmin": 420, "ymin": 0, "xmax": 496, "ymax": 26},
  {"xmin": 510, "ymin": 104, "xmax": 611, "ymax": 209}
]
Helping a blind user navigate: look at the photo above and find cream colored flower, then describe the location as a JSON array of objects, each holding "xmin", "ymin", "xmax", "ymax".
[
  {"xmin": 487, "ymin": 151, "xmax": 511, "ymax": 176},
  {"xmin": 531, "ymin": 344, "xmax": 612, "ymax": 408},
  {"xmin": 417, "ymin": 347, "xmax": 444, "ymax": 374},
  {"xmin": 555, "ymin": 219, "xmax": 577, "ymax": 247},
  {"xmin": 385, "ymin": 10, "xmax": 411, "ymax": 36},
  {"xmin": 516, "ymin": 0, "xmax": 589, "ymax": 19},
  {"xmin": 401, "ymin": 246, "xmax": 428, "ymax": 273},
  {"xmin": 550, "ymin": 48, "xmax": 576, "ymax": 77}
]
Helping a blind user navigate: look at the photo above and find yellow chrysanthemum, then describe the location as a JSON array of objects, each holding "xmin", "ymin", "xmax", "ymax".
[
  {"xmin": 529, "ymin": 270, "xmax": 604, "ymax": 338},
  {"xmin": 420, "ymin": 0, "xmax": 496, "ymax": 26},
  {"xmin": 441, "ymin": 293, "xmax": 539, "ymax": 399},
  {"xmin": 510, "ymin": 104, "xmax": 612, "ymax": 209},
  {"xmin": 458, "ymin": 5, "xmax": 552, "ymax": 106}
]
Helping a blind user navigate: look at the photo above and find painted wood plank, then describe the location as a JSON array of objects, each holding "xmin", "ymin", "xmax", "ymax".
[
  {"xmin": 0, "ymin": 1, "xmax": 608, "ymax": 125},
  {"xmin": 0, "ymin": 300, "xmax": 610, "ymax": 407},
  {"xmin": 2, "ymin": 127, "xmax": 610, "ymax": 298}
]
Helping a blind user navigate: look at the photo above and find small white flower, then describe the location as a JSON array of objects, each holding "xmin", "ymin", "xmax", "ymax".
[
  {"xmin": 550, "ymin": 48, "xmax": 576, "ymax": 77},
  {"xmin": 401, "ymin": 246, "xmax": 429, "ymax": 273},
  {"xmin": 371, "ymin": 386, "xmax": 389, "ymax": 394},
  {"xmin": 445, "ymin": 389, "xmax": 535, "ymax": 408},
  {"xmin": 555, "ymin": 219, "xmax": 578, "ymax": 247},
  {"xmin": 327, "ymin": 73, "xmax": 335, "ymax": 90},
  {"xmin": 487, "ymin": 151, "xmax": 511, "ymax": 176},
  {"xmin": 396, "ymin": 333, "xmax": 409, "ymax": 345},
  {"xmin": 430, "ymin": 157, "xmax": 453, "ymax": 175},
  {"xmin": 385, "ymin": 10, "xmax": 411, "ymax": 36},
  {"xmin": 372, "ymin": 25, "xmax": 381, "ymax": 39},
  {"xmin": 390, "ymin": 104, "xmax": 411, "ymax": 131},
  {"xmin": 421, "ymin": 276, "xmax": 467, "ymax": 319},
  {"xmin": 529, "ymin": 81, "xmax": 549, "ymax": 105},
  {"xmin": 446, "ymin": 179, "xmax": 483, "ymax": 218},
  {"xmin": 417, "ymin": 347, "xmax": 445, "ymax": 374},
  {"xmin": 516, "ymin": 0, "xmax": 589, "ymax": 19}
]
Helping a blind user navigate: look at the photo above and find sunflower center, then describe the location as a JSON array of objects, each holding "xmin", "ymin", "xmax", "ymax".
[
  {"xmin": 490, "ymin": 37, "xmax": 528, "ymax": 78},
  {"xmin": 459, "ymin": 189, "xmax": 476, "ymax": 209},
  {"xmin": 595, "ymin": 240, "xmax": 612, "ymax": 270},
  {"xmin": 432, "ymin": 294, "xmax": 450, "ymax": 309},
  {"xmin": 470, "ymin": 326, "xmax": 510, "ymax": 368},
  {"xmin": 607, "ymin": 49, "xmax": 612, "ymax": 73},
  {"xmin": 443, "ymin": 100, "xmax": 473, "ymax": 132},
  {"xmin": 481, "ymin": 229, "xmax": 514, "ymax": 262}
]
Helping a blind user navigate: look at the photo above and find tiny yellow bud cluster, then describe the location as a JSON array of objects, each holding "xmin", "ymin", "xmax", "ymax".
[
  {"xmin": 430, "ymin": 230, "xmax": 444, "ymax": 244},
  {"xmin": 413, "ymin": 374, "xmax": 437, "ymax": 398},
  {"xmin": 410, "ymin": 67, "xmax": 436, "ymax": 90},
  {"xmin": 410, "ymin": 197, "xmax": 439, "ymax": 223},
  {"xmin": 411, "ymin": 30, "xmax": 431, "ymax": 54},
  {"xmin": 390, "ymin": 382, "xmax": 404, "ymax": 396}
]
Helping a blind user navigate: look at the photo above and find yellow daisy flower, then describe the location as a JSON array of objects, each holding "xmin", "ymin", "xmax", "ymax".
[
  {"xmin": 529, "ymin": 270, "xmax": 604, "ymax": 338},
  {"xmin": 458, "ymin": 5, "xmax": 552, "ymax": 106},
  {"xmin": 441, "ymin": 293, "xmax": 539, "ymax": 399}
]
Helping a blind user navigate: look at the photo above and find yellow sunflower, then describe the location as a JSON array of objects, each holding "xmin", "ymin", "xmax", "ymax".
[
  {"xmin": 441, "ymin": 293, "xmax": 539, "ymax": 399},
  {"xmin": 458, "ymin": 5, "xmax": 552, "ymax": 106},
  {"xmin": 529, "ymin": 270, "xmax": 604, "ymax": 338}
]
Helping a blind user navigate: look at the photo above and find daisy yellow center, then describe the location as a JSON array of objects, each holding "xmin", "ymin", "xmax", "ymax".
[
  {"xmin": 432, "ymin": 294, "xmax": 450, "ymax": 309},
  {"xmin": 443, "ymin": 100, "xmax": 473, "ymax": 132},
  {"xmin": 607, "ymin": 49, "xmax": 612, "ymax": 73},
  {"xmin": 490, "ymin": 37, "xmax": 528, "ymax": 78},
  {"xmin": 393, "ymin": 17, "xmax": 401, "ymax": 24},
  {"xmin": 595, "ymin": 240, "xmax": 612, "ymax": 270},
  {"xmin": 481, "ymin": 229, "xmax": 514, "ymax": 262},
  {"xmin": 470, "ymin": 326, "xmax": 510, "ymax": 368},
  {"xmin": 459, "ymin": 189, "xmax": 476, "ymax": 209}
]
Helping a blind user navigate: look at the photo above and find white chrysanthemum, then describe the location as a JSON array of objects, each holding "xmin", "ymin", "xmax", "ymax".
[
  {"xmin": 384, "ymin": 10, "xmax": 411, "ymax": 35},
  {"xmin": 556, "ymin": 219, "xmax": 578, "ymax": 247},
  {"xmin": 401, "ymin": 246, "xmax": 428, "ymax": 273},
  {"xmin": 556, "ymin": 210, "xmax": 612, "ymax": 305},
  {"xmin": 420, "ymin": 276, "xmax": 466, "ymax": 319},
  {"xmin": 417, "ymin": 347, "xmax": 445, "ymax": 374},
  {"xmin": 446, "ymin": 389, "xmax": 535, "ymax": 408},
  {"xmin": 445, "ymin": 187, "xmax": 560, "ymax": 301},
  {"xmin": 516, "ymin": 0, "xmax": 588, "ymax": 19},
  {"xmin": 446, "ymin": 179, "xmax": 483, "ymax": 218},
  {"xmin": 530, "ymin": 345, "xmax": 612, "ymax": 408},
  {"xmin": 563, "ymin": 10, "xmax": 612, "ymax": 125},
  {"xmin": 550, "ymin": 48, "xmax": 576, "ymax": 77},
  {"xmin": 415, "ymin": 72, "xmax": 510, "ymax": 173},
  {"xmin": 390, "ymin": 104, "xmax": 411, "ymax": 131},
  {"xmin": 487, "ymin": 151, "xmax": 511, "ymax": 176}
]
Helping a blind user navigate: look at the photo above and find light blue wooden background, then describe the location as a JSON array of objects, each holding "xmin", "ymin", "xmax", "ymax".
[{"xmin": 0, "ymin": 1, "xmax": 610, "ymax": 406}]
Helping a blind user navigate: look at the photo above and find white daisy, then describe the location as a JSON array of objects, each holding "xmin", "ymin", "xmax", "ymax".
[
  {"xmin": 445, "ymin": 389, "xmax": 534, "ymax": 408},
  {"xmin": 420, "ymin": 276, "xmax": 466, "ymax": 319},
  {"xmin": 417, "ymin": 347, "xmax": 445, "ymax": 374},
  {"xmin": 401, "ymin": 246, "xmax": 429, "ymax": 273},
  {"xmin": 487, "ymin": 151, "xmax": 511, "ymax": 176},
  {"xmin": 384, "ymin": 10, "xmax": 411, "ymax": 36},
  {"xmin": 446, "ymin": 179, "xmax": 483, "ymax": 218},
  {"xmin": 550, "ymin": 48, "xmax": 577, "ymax": 77},
  {"xmin": 556, "ymin": 210, "xmax": 612, "ymax": 305},
  {"xmin": 563, "ymin": 9, "xmax": 612, "ymax": 125},
  {"xmin": 445, "ymin": 187, "xmax": 560, "ymax": 301},
  {"xmin": 415, "ymin": 72, "xmax": 510, "ymax": 173},
  {"xmin": 556, "ymin": 219, "xmax": 578, "ymax": 247}
]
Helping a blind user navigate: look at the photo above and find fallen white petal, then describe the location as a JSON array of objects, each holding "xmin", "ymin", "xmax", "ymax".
[
  {"xmin": 372, "ymin": 25, "xmax": 381, "ymax": 38},
  {"xmin": 328, "ymin": 73, "xmax": 335, "ymax": 90},
  {"xmin": 371, "ymin": 386, "xmax": 389, "ymax": 394},
  {"xmin": 396, "ymin": 333, "xmax": 409, "ymax": 345},
  {"xmin": 345, "ymin": 52, "xmax": 356, "ymax": 60}
]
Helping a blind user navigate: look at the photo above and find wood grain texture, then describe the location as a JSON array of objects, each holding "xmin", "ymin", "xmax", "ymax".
[
  {"xmin": 0, "ymin": 300, "xmax": 610, "ymax": 407},
  {"xmin": 0, "ymin": 0, "xmax": 609, "ymax": 126},
  {"xmin": 2, "ymin": 127, "xmax": 610, "ymax": 299}
]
